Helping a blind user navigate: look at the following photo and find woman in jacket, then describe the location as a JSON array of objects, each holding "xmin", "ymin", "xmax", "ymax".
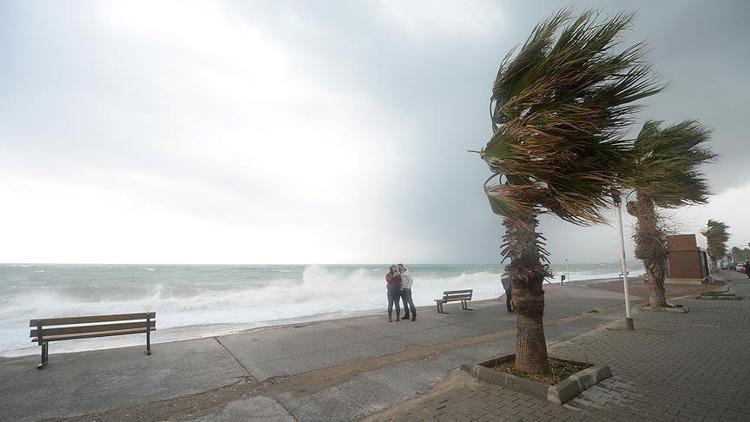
[{"xmin": 385, "ymin": 265, "xmax": 402, "ymax": 322}]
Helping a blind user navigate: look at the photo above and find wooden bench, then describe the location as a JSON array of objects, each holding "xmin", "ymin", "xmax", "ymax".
[
  {"xmin": 434, "ymin": 289, "xmax": 474, "ymax": 313},
  {"xmin": 30, "ymin": 312, "xmax": 156, "ymax": 369}
]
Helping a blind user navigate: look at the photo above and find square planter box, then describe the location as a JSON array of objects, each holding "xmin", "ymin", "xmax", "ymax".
[
  {"xmin": 696, "ymin": 294, "xmax": 743, "ymax": 300},
  {"xmin": 462, "ymin": 354, "xmax": 611, "ymax": 405},
  {"xmin": 697, "ymin": 289, "xmax": 740, "ymax": 299},
  {"xmin": 640, "ymin": 303, "xmax": 688, "ymax": 313}
]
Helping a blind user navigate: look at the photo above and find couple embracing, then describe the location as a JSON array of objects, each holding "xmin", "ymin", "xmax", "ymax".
[{"xmin": 385, "ymin": 264, "xmax": 417, "ymax": 322}]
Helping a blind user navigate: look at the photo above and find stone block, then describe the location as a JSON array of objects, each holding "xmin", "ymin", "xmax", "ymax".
[
  {"xmin": 640, "ymin": 305, "xmax": 689, "ymax": 313},
  {"xmin": 467, "ymin": 354, "xmax": 612, "ymax": 405}
]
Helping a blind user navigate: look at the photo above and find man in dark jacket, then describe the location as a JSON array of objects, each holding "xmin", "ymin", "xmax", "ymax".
[{"xmin": 397, "ymin": 264, "xmax": 416, "ymax": 321}]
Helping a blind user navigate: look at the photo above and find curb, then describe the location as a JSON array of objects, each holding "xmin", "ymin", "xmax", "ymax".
[
  {"xmin": 464, "ymin": 356, "xmax": 612, "ymax": 405},
  {"xmin": 640, "ymin": 305, "xmax": 688, "ymax": 313}
]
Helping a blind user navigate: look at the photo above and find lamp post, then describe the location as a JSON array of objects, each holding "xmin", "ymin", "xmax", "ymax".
[{"xmin": 614, "ymin": 194, "xmax": 634, "ymax": 330}]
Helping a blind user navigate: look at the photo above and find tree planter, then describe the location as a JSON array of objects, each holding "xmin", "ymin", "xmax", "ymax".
[
  {"xmin": 696, "ymin": 293, "xmax": 743, "ymax": 300},
  {"xmin": 696, "ymin": 287, "xmax": 742, "ymax": 300},
  {"xmin": 701, "ymin": 290, "xmax": 734, "ymax": 296},
  {"xmin": 462, "ymin": 354, "xmax": 612, "ymax": 404},
  {"xmin": 640, "ymin": 304, "xmax": 688, "ymax": 313}
]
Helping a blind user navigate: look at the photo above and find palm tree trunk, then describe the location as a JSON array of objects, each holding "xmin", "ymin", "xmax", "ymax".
[
  {"xmin": 504, "ymin": 212, "xmax": 550, "ymax": 375},
  {"xmin": 633, "ymin": 192, "xmax": 668, "ymax": 308},
  {"xmin": 647, "ymin": 272, "xmax": 666, "ymax": 307}
]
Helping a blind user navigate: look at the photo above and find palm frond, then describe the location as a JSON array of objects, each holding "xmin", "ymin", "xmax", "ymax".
[
  {"xmin": 702, "ymin": 219, "xmax": 730, "ymax": 261},
  {"xmin": 627, "ymin": 120, "xmax": 717, "ymax": 207},
  {"xmin": 481, "ymin": 9, "xmax": 662, "ymax": 226}
]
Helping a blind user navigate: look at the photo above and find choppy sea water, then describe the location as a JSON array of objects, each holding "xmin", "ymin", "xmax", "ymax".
[{"xmin": 0, "ymin": 263, "xmax": 643, "ymax": 356}]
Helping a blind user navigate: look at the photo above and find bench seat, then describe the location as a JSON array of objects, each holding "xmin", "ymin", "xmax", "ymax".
[
  {"xmin": 434, "ymin": 289, "xmax": 474, "ymax": 313},
  {"xmin": 30, "ymin": 312, "xmax": 156, "ymax": 369}
]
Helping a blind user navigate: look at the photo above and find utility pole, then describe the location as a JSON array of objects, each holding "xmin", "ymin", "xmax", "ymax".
[{"xmin": 614, "ymin": 194, "xmax": 634, "ymax": 330}]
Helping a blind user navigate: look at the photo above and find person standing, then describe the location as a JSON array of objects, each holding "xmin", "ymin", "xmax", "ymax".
[
  {"xmin": 397, "ymin": 264, "xmax": 416, "ymax": 321},
  {"xmin": 385, "ymin": 265, "xmax": 402, "ymax": 322},
  {"xmin": 501, "ymin": 267, "xmax": 513, "ymax": 313},
  {"xmin": 745, "ymin": 260, "xmax": 750, "ymax": 279}
]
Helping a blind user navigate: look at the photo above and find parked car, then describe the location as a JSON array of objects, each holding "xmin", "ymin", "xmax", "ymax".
[{"xmin": 737, "ymin": 264, "xmax": 747, "ymax": 274}]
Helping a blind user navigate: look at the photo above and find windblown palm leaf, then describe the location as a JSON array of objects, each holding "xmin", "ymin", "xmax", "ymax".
[
  {"xmin": 626, "ymin": 120, "xmax": 716, "ymax": 207},
  {"xmin": 482, "ymin": 10, "xmax": 662, "ymax": 235},
  {"xmin": 702, "ymin": 219, "xmax": 730, "ymax": 264}
]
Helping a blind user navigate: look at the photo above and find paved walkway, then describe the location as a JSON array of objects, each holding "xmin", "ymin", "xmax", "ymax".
[
  {"xmin": 0, "ymin": 275, "xmax": 731, "ymax": 422},
  {"xmin": 0, "ymin": 284, "xmax": 636, "ymax": 421},
  {"xmin": 369, "ymin": 271, "xmax": 750, "ymax": 422}
]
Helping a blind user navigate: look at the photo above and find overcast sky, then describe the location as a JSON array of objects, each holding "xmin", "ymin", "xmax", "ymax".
[{"xmin": 1, "ymin": 0, "xmax": 748, "ymax": 264}]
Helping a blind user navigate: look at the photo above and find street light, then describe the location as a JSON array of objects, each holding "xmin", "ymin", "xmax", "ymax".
[{"xmin": 613, "ymin": 194, "xmax": 634, "ymax": 330}]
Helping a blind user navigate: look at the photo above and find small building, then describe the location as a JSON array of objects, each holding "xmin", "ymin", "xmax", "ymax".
[{"xmin": 665, "ymin": 234, "xmax": 710, "ymax": 284}]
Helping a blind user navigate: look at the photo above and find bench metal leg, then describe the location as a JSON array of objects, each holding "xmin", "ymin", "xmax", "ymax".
[
  {"xmin": 462, "ymin": 300, "xmax": 474, "ymax": 311},
  {"xmin": 146, "ymin": 315, "xmax": 152, "ymax": 355},
  {"xmin": 37, "ymin": 342, "xmax": 48, "ymax": 370}
]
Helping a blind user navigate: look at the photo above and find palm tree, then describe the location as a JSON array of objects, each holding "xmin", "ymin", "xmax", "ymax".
[
  {"xmin": 624, "ymin": 120, "xmax": 716, "ymax": 307},
  {"xmin": 702, "ymin": 219, "xmax": 730, "ymax": 270},
  {"xmin": 478, "ymin": 10, "xmax": 660, "ymax": 375}
]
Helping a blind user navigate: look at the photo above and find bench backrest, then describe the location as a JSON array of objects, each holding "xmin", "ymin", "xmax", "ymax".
[
  {"xmin": 30, "ymin": 312, "xmax": 156, "ymax": 344},
  {"xmin": 442, "ymin": 289, "xmax": 473, "ymax": 302}
]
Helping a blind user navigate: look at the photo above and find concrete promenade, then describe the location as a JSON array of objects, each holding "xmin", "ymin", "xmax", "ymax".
[
  {"xmin": 0, "ymin": 277, "xmax": 720, "ymax": 421},
  {"xmin": 370, "ymin": 270, "xmax": 750, "ymax": 421}
]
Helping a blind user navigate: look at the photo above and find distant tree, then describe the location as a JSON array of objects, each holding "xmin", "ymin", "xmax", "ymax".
[
  {"xmin": 702, "ymin": 219, "xmax": 730, "ymax": 270},
  {"xmin": 623, "ymin": 120, "xmax": 716, "ymax": 307},
  {"xmin": 731, "ymin": 246, "xmax": 750, "ymax": 262},
  {"xmin": 478, "ymin": 9, "xmax": 660, "ymax": 374}
]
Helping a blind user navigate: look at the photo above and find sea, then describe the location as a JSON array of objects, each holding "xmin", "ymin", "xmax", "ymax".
[{"xmin": 0, "ymin": 263, "xmax": 643, "ymax": 356}]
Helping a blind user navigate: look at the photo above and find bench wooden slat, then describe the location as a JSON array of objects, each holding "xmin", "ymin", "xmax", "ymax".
[
  {"xmin": 31, "ymin": 321, "xmax": 156, "ymax": 338},
  {"xmin": 443, "ymin": 290, "xmax": 473, "ymax": 300},
  {"xmin": 32, "ymin": 327, "xmax": 153, "ymax": 343},
  {"xmin": 435, "ymin": 288, "xmax": 474, "ymax": 314},
  {"xmin": 443, "ymin": 289, "xmax": 473, "ymax": 295},
  {"xmin": 30, "ymin": 312, "xmax": 156, "ymax": 327}
]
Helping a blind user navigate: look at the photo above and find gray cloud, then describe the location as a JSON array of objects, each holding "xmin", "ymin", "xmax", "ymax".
[{"xmin": 1, "ymin": 0, "xmax": 748, "ymax": 264}]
